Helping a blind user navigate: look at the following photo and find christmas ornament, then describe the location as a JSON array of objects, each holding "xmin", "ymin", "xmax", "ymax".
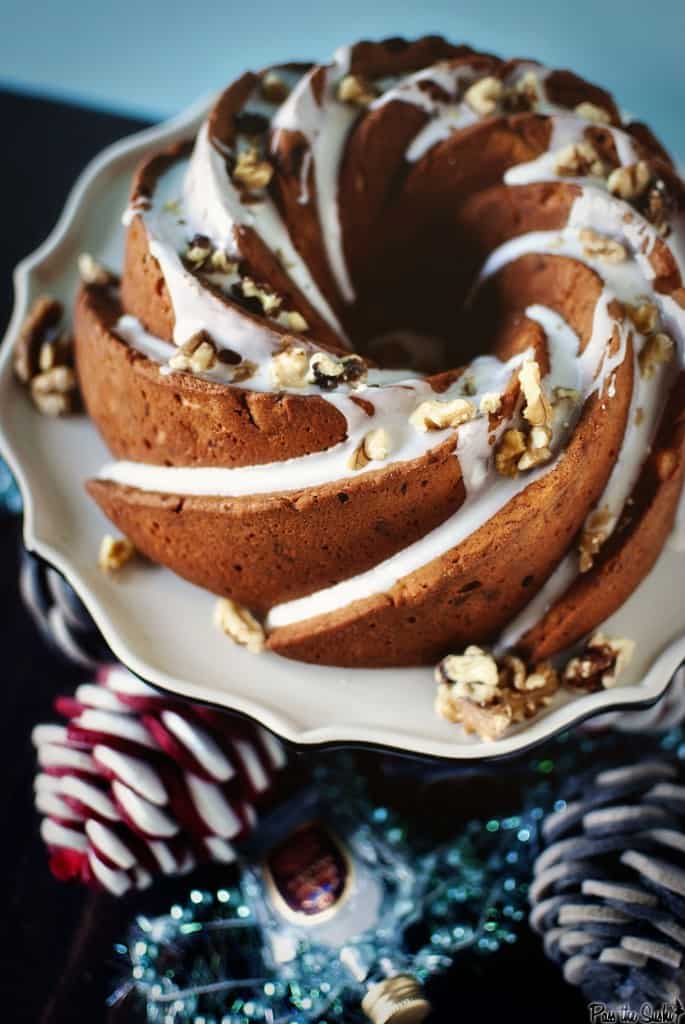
[
  {"xmin": 33, "ymin": 664, "xmax": 287, "ymax": 895},
  {"xmin": 115, "ymin": 755, "xmax": 542, "ymax": 1023},
  {"xmin": 20, "ymin": 547, "xmax": 110, "ymax": 667},
  {"xmin": 113, "ymin": 727, "xmax": 685, "ymax": 1022},
  {"xmin": 530, "ymin": 741, "xmax": 685, "ymax": 1011}
]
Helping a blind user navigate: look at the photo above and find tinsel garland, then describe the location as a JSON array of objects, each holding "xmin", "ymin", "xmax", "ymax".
[
  {"xmin": 113, "ymin": 728, "xmax": 685, "ymax": 1023},
  {"xmin": 113, "ymin": 756, "xmax": 541, "ymax": 1022}
]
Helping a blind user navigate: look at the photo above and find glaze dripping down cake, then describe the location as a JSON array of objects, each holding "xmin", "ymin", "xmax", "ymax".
[{"xmin": 74, "ymin": 36, "xmax": 685, "ymax": 671}]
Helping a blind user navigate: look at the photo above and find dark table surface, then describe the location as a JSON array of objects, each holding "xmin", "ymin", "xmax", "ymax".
[{"xmin": 0, "ymin": 87, "xmax": 590, "ymax": 1023}]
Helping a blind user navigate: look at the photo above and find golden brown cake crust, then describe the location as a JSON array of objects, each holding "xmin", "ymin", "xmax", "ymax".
[
  {"xmin": 75, "ymin": 37, "xmax": 685, "ymax": 670},
  {"xmin": 518, "ymin": 372, "xmax": 685, "ymax": 660},
  {"xmin": 75, "ymin": 286, "xmax": 350, "ymax": 467},
  {"xmin": 267, "ymin": 348, "xmax": 634, "ymax": 666},
  {"xmin": 87, "ymin": 430, "xmax": 465, "ymax": 613}
]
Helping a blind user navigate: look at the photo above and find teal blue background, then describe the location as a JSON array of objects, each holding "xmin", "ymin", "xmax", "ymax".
[{"xmin": 1, "ymin": 0, "xmax": 683, "ymax": 157}]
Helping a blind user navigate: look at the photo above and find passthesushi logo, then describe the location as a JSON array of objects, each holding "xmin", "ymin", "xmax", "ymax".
[{"xmin": 588, "ymin": 1000, "xmax": 685, "ymax": 1023}]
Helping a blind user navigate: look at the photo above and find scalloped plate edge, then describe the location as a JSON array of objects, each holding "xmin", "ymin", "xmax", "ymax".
[{"xmin": 0, "ymin": 97, "xmax": 684, "ymax": 760}]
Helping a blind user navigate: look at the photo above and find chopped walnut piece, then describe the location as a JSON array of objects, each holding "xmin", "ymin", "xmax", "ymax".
[
  {"xmin": 578, "ymin": 505, "xmax": 614, "ymax": 572},
  {"xmin": 271, "ymin": 345, "xmax": 310, "ymax": 388},
  {"xmin": 435, "ymin": 685, "xmax": 512, "ymax": 740},
  {"xmin": 30, "ymin": 365, "xmax": 78, "ymax": 416},
  {"xmin": 209, "ymin": 249, "xmax": 238, "ymax": 274},
  {"xmin": 625, "ymin": 300, "xmax": 659, "ymax": 334},
  {"xmin": 409, "ymin": 397, "xmax": 475, "ymax": 432},
  {"xmin": 214, "ymin": 597, "xmax": 265, "ymax": 653},
  {"xmin": 337, "ymin": 73, "xmax": 377, "ymax": 107},
  {"xmin": 495, "ymin": 405, "xmax": 552, "ymax": 476},
  {"xmin": 563, "ymin": 632, "xmax": 635, "ymax": 692},
  {"xmin": 277, "ymin": 310, "xmax": 309, "ymax": 333},
  {"xmin": 348, "ymin": 428, "xmax": 392, "ymax": 470},
  {"xmin": 78, "ymin": 252, "xmax": 118, "ymax": 287},
  {"xmin": 553, "ymin": 386, "xmax": 580, "ymax": 403},
  {"xmin": 495, "ymin": 429, "xmax": 527, "ymax": 477},
  {"xmin": 230, "ymin": 361, "xmax": 257, "ymax": 384},
  {"xmin": 580, "ymin": 228, "xmax": 627, "ymax": 264},
  {"xmin": 574, "ymin": 101, "xmax": 611, "ymax": 124},
  {"xmin": 98, "ymin": 534, "xmax": 136, "ymax": 573},
  {"xmin": 38, "ymin": 332, "xmax": 72, "ymax": 373},
  {"xmin": 499, "ymin": 653, "xmax": 527, "ymax": 691},
  {"xmin": 523, "ymin": 662, "xmax": 559, "ymax": 692},
  {"xmin": 607, "ymin": 161, "xmax": 651, "ymax": 201},
  {"xmin": 435, "ymin": 645, "xmax": 560, "ymax": 741},
  {"xmin": 517, "ymin": 426, "xmax": 552, "ymax": 471},
  {"xmin": 655, "ymin": 449, "xmax": 678, "ymax": 482},
  {"xmin": 169, "ymin": 331, "xmax": 217, "ymax": 374},
  {"xmin": 242, "ymin": 277, "xmax": 282, "ymax": 315},
  {"xmin": 233, "ymin": 147, "xmax": 274, "ymax": 191},
  {"xmin": 501, "ymin": 71, "xmax": 539, "ymax": 112},
  {"xmin": 308, "ymin": 352, "xmax": 367, "ymax": 391},
  {"xmin": 519, "ymin": 360, "xmax": 553, "ymax": 429},
  {"xmin": 185, "ymin": 235, "xmax": 212, "ymax": 268},
  {"xmin": 437, "ymin": 646, "xmax": 500, "ymax": 703},
  {"xmin": 286, "ymin": 311, "xmax": 308, "ymax": 332},
  {"xmin": 362, "ymin": 427, "xmax": 391, "ymax": 461},
  {"xmin": 464, "ymin": 76, "xmax": 503, "ymax": 115},
  {"xmin": 460, "ymin": 374, "xmax": 477, "ymax": 397},
  {"xmin": 555, "ymin": 141, "xmax": 606, "ymax": 178},
  {"xmin": 13, "ymin": 296, "xmax": 64, "ymax": 383},
  {"xmin": 640, "ymin": 179, "xmax": 675, "ymax": 237},
  {"xmin": 479, "ymin": 391, "xmax": 502, "ymax": 415},
  {"xmin": 260, "ymin": 70, "xmax": 290, "ymax": 103},
  {"xmin": 638, "ymin": 332, "xmax": 674, "ymax": 378}
]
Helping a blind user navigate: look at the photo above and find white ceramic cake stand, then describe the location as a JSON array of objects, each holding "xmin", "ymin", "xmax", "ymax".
[{"xmin": 1, "ymin": 100, "xmax": 684, "ymax": 760}]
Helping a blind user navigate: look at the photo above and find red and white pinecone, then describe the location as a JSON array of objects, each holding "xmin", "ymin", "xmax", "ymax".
[{"xmin": 32, "ymin": 664, "xmax": 287, "ymax": 895}]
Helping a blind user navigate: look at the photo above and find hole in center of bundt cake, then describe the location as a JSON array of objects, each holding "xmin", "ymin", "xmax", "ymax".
[{"xmin": 343, "ymin": 208, "xmax": 510, "ymax": 376}]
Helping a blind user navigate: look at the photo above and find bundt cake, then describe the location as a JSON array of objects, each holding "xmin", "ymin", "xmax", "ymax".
[{"xmin": 74, "ymin": 36, "xmax": 685, "ymax": 669}]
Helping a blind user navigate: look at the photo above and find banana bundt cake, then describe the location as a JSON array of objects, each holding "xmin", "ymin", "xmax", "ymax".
[{"xmin": 74, "ymin": 36, "xmax": 685, "ymax": 670}]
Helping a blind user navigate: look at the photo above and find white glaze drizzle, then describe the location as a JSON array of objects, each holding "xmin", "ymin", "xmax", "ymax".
[
  {"xmin": 98, "ymin": 351, "xmax": 524, "ymax": 496},
  {"xmin": 371, "ymin": 61, "xmax": 479, "ymax": 162},
  {"xmin": 271, "ymin": 47, "xmax": 356, "ymax": 303},
  {"xmin": 267, "ymin": 199, "xmax": 685, "ymax": 629},
  {"xmin": 185, "ymin": 123, "xmax": 346, "ymax": 336},
  {"xmin": 107, "ymin": 50, "xmax": 685, "ymax": 649}
]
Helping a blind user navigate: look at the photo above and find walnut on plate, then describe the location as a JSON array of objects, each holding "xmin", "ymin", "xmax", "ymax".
[{"xmin": 435, "ymin": 646, "xmax": 559, "ymax": 741}]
